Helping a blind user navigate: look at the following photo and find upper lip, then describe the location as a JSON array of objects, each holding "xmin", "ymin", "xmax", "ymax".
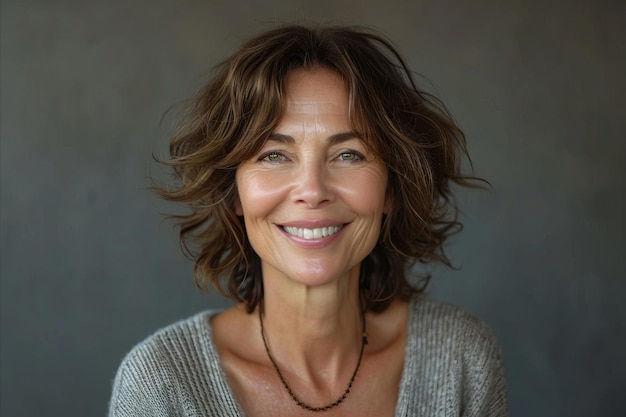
[{"xmin": 278, "ymin": 219, "xmax": 347, "ymax": 228}]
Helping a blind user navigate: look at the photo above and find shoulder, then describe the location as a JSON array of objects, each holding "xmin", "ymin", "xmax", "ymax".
[
  {"xmin": 408, "ymin": 296, "xmax": 501, "ymax": 352},
  {"xmin": 119, "ymin": 310, "xmax": 217, "ymax": 374},
  {"xmin": 108, "ymin": 310, "xmax": 223, "ymax": 416},
  {"xmin": 404, "ymin": 296, "xmax": 509, "ymax": 416}
]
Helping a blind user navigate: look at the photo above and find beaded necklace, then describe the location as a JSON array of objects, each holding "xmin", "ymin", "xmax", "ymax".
[{"xmin": 258, "ymin": 306, "xmax": 368, "ymax": 412}]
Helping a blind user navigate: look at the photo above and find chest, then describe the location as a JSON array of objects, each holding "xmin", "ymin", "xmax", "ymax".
[{"xmin": 224, "ymin": 343, "xmax": 405, "ymax": 417}]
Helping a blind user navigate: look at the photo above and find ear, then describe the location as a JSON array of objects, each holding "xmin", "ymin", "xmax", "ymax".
[
  {"xmin": 235, "ymin": 198, "xmax": 243, "ymax": 216},
  {"xmin": 383, "ymin": 193, "xmax": 392, "ymax": 215}
]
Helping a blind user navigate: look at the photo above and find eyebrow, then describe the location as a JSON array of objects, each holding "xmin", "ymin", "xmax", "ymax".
[{"xmin": 267, "ymin": 131, "xmax": 359, "ymax": 145}]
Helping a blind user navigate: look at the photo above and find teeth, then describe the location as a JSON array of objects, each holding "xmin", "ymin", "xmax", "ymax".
[{"xmin": 283, "ymin": 225, "xmax": 343, "ymax": 239}]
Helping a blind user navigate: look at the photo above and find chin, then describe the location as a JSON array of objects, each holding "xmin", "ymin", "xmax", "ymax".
[
  {"xmin": 283, "ymin": 263, "xmax": 358, "ymax": 289},
  {"xmin": 291, "ymin": 275, "xmax": 342, "ymax": 288}
]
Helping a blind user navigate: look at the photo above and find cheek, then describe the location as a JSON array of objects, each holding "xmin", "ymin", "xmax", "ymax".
[
  {"xmin": 236, "ymin": 170, "xmax": 289, "ymax": 218},
  {"xmin": 338, "ymin": 169, "xmax": 388, "ymax": 214}
]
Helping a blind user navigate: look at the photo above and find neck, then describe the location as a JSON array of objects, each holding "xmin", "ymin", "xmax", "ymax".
[{"xmin": 259, "ymin": 267, "xmax": 364, "ymax": 380}]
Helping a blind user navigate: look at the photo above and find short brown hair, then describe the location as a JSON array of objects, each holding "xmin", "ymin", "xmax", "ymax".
[{"xmin": 156, "ymin": 25, "xmax": 482, "ymax": 313}]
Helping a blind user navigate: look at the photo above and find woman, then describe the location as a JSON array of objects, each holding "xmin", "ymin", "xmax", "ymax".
[{"xmin": 109, "ymin": 25, "xmax": 508, "ymax": 416}]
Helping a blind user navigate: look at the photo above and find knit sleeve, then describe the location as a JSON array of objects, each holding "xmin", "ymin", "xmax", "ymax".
[
  {"xmin": 108, "ymin": 346, "xmax": 179, "ymax": 417},
  {"xmin": 461, "ymin": 319, "xmax": 509, "ymax": 417}
]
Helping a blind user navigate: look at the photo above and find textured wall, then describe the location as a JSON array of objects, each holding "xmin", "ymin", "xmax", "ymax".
[{"xmin": 2, "ymin": 0, "xmax": 625, "ymax": 416}]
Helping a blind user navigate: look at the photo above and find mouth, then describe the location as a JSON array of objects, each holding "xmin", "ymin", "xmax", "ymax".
[{"xmin": 281, "ymin": 225, "xmax": 344, "ymax": 240}]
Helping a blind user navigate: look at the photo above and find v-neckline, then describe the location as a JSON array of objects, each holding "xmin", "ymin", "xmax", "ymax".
[{"xmin": 200, "ymin": 297, "xmax": 418, "ymax": 416}]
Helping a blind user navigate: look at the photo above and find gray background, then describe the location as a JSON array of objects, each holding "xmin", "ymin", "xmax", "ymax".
[{"xmin": 2, "ymin": 0, "xmax": 625, "ymax": 416}]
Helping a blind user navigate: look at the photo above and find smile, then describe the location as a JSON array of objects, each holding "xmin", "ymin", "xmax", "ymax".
[{"xmin": 282, "ymin": 225, "xmax": 344, "ymax": 239}]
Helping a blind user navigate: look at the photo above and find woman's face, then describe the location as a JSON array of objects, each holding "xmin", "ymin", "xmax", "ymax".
[{"xmin": 235, "ymin": 68, "xmax": 389, "ymax": 288}]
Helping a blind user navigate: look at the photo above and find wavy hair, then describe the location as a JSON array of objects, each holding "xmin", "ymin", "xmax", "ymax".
[{"xmin": 155, "ymin": 25, "xmax": 483, "ymax": 313}]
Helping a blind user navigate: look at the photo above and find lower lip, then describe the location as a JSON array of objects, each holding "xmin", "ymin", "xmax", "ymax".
[{"xmin": 278, "ymin": 225, "xmax": 345, "ymax": 248}]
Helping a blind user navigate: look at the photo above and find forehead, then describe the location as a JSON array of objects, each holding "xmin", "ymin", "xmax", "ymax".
[
  {"xmin": 271, "ymin": 67, "xmax": 381, "ymax": 154},
  {"xmin": 283, "ymin": 68, "xmax": 348, "ymax": 114}
]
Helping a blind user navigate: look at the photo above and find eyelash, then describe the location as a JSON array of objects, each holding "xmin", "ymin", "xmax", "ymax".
[
  {"xmin": 258, "ymin": 150, "xmax": 365, "ymax": 163},
  {"xmin": 338, "ymin": 151, "xmax": 364, "ymax": 161},
  {"xmin": 260, "ymin": 152, "xmax": 286, "ymax": 163}
]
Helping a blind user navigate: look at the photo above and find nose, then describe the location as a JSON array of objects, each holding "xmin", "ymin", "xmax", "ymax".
[{"xmin": 290, "ymin": 161, "xmax": 334, "ymax": 208}]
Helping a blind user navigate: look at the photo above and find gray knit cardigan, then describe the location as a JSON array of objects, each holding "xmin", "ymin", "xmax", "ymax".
[{"xmin": 108, "ymin": 297, "xmax": 509, "ymax": 416}]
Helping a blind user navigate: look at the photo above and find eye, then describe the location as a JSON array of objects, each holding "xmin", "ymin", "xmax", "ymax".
[
  {"xmin": 261, "ymin": 152, "xmax": 286, "ymax": 163},
  {"xmin": 338, "ymin": 151, "xmax": 364, "ymax": 162}
]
